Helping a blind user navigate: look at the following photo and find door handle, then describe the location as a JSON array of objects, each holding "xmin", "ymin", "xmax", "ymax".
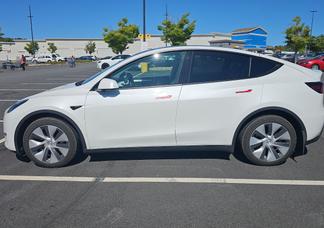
[
  {"xmin": 236, "ymin": 89, "xmax": 253, "ymax": 94},
  {"xmin": 156, "ymin": 95, "xmax": 172, "ymax": 99}
]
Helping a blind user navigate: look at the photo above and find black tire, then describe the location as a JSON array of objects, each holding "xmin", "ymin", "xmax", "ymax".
[
  {"xmin": 101, "ymin": 63, "xmax": 109, "ymax": 69},
  {"xmin": 240, "ymin": 115, "xmax": 297, "ymax": 166},
  {"xmin": 22, "ymin": 117, "xmax": 78, "ymax": 168}
]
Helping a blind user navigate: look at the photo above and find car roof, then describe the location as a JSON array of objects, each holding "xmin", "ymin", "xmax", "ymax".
[{"xmin": 131, "ymin": 45, "xmax": 290, "ymax": 64}]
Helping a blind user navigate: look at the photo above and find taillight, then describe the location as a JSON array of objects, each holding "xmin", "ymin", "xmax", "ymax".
[{"xmin": 306, "ymin": 82, "xmax": 323, "ymax": 94}]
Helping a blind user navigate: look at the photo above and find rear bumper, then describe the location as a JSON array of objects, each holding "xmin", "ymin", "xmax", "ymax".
[{"xmin": 306, "ymin": 124, "xmax": 324, "ymax": 145}]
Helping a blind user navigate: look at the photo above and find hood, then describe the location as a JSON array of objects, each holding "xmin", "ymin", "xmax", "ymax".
[{"xmin": 27, "ymin": 82, "xmax": 81, "ymax": 99}]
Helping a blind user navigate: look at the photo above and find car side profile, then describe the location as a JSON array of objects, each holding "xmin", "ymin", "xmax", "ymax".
[
  {"xmin": 97, "ymin": 54, "xmax": 131, "ymax": 69},
  {"xmin": 3, "ymin": 46, "xmax": 324, "ymax": 168}
]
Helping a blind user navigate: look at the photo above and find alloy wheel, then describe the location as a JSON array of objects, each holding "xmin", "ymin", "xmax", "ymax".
[
  {"xmin": 28, "ymin": 125, "xmax": 70, "ymax": 164},
  {"xmin": 249, "ymin": 122, "xmax": 291, "ymax": 162}
]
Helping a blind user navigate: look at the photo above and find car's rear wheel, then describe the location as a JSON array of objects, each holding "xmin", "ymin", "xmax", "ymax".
[
  {"xmin": 240, "ymin": 115, "xmax": 297, "ymax": 166},
  {"xmin": 22, "ymin": 117, "xmax": 78, "ymax": 168},
  {"xmin": 101, "ymin": 63, "xmax": 109, "ymax": 69},
  {"xmin": 311, "ymin": 64, "xmax": 320, "ymax": 70}
]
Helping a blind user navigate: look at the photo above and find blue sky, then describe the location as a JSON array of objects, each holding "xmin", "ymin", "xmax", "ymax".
[{"xmin": 0, "ymin": 0, "xmax": 323, "ymax": 45}]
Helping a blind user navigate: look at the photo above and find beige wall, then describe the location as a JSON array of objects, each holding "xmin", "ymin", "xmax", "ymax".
[{"xmin": 0, "ymin": 34, "xmax": 230, "ymax": 61}]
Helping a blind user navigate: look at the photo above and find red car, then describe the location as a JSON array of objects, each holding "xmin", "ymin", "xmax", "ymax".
[{"xmin": 297, "ymin": 55, "xmax": 324, "ymax": 71}]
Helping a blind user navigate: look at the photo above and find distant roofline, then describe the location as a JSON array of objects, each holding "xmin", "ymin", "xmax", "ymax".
[
  {"xmin": 12, "ymin": 33, "xmax": 230, "ymax": 42},
  {"xmin": 209, "ymin": 40, "xmax": 244, "ymax": 44},
  {"xmin": 232, "ymin": 26, "xmax": 268, "ymax": 34}
]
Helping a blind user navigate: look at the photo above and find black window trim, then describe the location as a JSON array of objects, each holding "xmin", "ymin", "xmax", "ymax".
[{"xmin": 183, "ymin": 50, "xmax": 283, "ymax": 85}]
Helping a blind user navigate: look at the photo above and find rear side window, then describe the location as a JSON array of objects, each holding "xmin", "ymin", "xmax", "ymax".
[
  {"xmin": 189, "ymin": 51, "xmax": 250, "ymax": 83},
  {"xmin": 250, "ymin": 56, "xmax": 282, "ymax": 77}
]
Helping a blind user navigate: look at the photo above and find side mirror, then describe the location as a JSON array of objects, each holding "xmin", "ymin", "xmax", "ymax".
[{"xmin": 97, "ymin": 78, "xmax": 119, "ymax": 91}]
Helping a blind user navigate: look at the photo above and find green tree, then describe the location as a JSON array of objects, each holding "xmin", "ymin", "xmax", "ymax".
[
  {"xmin": 103, "ymin": 18, "xmax": 139, "ymax": 54},
  {"xmin": 47, "ymin": 42, "xmax": 57, "ymax": 54},
  {"xmin": 309, "ymin": 35, "xmax": 324, "ymax": 53},
  {"xmin": 24, "ymin": 41, "xmax": 39, "ymax": 55},
  {"xmin": 85, "ymin": 41, "xmax": 96, "ymax": 55},
  {"xmin": 158, "ymin": 13, "xmax": 196, "ymax": 46},
  {"xmin": 285, "ymin": 16, "xmax": 310, "ymax": 62}
]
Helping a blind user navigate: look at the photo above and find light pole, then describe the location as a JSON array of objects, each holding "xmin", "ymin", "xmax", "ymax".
[
  {"xmin": 310, "ymin": 10, "xmax": 317, "ymax": 36},
  {"xmin": 28, "ymin": 5, "xmax": 35, "ymax": 55},
  {"xmin": 143, "ymin": 0, "xmax": 146, "ymax": 42},
  {"xmin": 165, "ymin": 4, "xmax": 168, "ymax": 47}
]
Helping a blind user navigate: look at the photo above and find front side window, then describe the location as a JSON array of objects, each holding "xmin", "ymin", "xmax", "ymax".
[
  {"xmin": 189, "ymin": 51, "xmax": 250, "ymax": 83},
  {"xmin": 108, "ymin": 51, "xmax": 186, "ymax": 89}
]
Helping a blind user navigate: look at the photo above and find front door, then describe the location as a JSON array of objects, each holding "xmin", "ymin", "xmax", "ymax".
[{"xmin": 85, "ymin": 51, "xmax": 187, "ymax": 149}]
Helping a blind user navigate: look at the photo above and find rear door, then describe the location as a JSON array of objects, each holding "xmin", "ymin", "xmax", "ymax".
[{"xmin": 176, "ymin": 50, "xmax": 264, "ymax": 146}]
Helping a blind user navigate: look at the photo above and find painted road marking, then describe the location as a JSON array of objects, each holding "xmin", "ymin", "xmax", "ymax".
[
  {"xmin": 0, "ymin": 99, "xmax": 17, "ymax": 102},
  {"xmin": 0, "ymin": 89, "xmax": 46, "ymax": 91},
  {"xmin": 0, "ymin": 175, "xmax": 324, "ymax": 186},
  {"xmin": 0, "ymin": 138, "xmax": 5, "ymax": 144},
  {"xmin": 0, "ymin": 120, "xmax": 3, "ymax": 123},
  {"xmin": 21, "ymin": 82, "xmax": 65, "ymax": 85}
]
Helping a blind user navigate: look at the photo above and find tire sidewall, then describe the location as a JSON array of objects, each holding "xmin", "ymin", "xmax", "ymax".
[
  {"xmin": 240, "ymin": 115, "xmax": 297, "ymax": 166},
  {"xmin": 22, "ymin": 117, "xmax": 78, "ymax": 168},
  {"xmin": 102, "ymin": 63, "xmax": 109, "ymax": 69}
]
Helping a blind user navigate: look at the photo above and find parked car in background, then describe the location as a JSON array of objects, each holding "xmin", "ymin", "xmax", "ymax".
[
  {"xmin": 32, "ymin": 55, "xmax": 54, "ymax": 64},
  {"xmin": 51, "ymin": 53, "xmax": 65, "ymax": 62},
  {"xmin": 25, "ymin": 56, "xmax": 34, "ymax": 62},
  {"xmin": 281, "ymin": 53, "xmax": 298, "ymax": 62},
  {"xmin": 99, "ymin": 56, "xmax": 112, "ymax": 60},
  {"xmin": 297, "ymin": 54, "xmax": 324, "ymax": 70},
  {"xmin": 97, "ymin": 54, "xmax": 131, "ymax": 69},
  {"xmin": 76, "ymin": 56, "xmax": 96, "ymax": 61},
  {"xmin": 3, "ymin": 46, "xmax": 324, "ymax": 168}
]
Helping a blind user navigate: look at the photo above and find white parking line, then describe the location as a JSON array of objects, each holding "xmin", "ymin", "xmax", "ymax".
[
  {"xmin": 0, "ymin": 138, "xmax": 5, "ymax": 144},
  {"xmin": 21, "ymin": 82, "xmax": 65, "ymax": 85},
  {"xmin": 0, "ymin": 175, "xmax": 324, "ymax": 186},
  {"xmin": 0, "ymin": 89, "xmax": 46, "ymax": 91},
  {"xmin": 0, "ymin": 120, "xmax": 3, "ymax": 123},
  {"xmin": 0, "ymin": 99, "xmax": 17, "ymax": 102},
  {"xmin": 46, "ymin": 78, "xmax": 84, "ymax": 81}
]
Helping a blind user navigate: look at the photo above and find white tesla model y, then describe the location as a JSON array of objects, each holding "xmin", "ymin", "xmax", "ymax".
[{"xmin": 3, "ymin": 46, "xmax": 324, "ymax": 167}]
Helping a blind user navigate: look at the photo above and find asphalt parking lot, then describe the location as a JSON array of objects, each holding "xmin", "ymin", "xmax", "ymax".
[{"xmin": 0, "ymin": 63, "xmax": 324, "ymax": 228}]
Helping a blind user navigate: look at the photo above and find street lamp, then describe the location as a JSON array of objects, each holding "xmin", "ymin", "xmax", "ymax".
[
  {"xmin": 143, "ymin": 0, "xmax": 146, "ymax": 42},
  {"xmin": 310, "ymin": 10, "xmax": 317, "ymax": 37}
]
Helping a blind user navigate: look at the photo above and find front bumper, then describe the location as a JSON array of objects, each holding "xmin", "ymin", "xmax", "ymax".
[{"xmin": 3, "ymin": 109, "xmax": 19, "ymax": 151}]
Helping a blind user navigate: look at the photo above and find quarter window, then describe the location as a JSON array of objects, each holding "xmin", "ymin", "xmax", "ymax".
[
  {"xmin": 250, "ymin": 56, "xmax": 282, "ymax": 77},
  {"xmin": 108, "ymin": 51, "xmax": 186, "ymax": 89},
  {"xmin": 189, "ymin": 51, "xmax": 250, "ymax": 83}
]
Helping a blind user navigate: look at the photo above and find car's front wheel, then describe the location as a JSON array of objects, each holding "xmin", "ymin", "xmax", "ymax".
[
  {"xmin": 101, "ymin": 63, "xmax": 109, "ymax": 69},
  {"xmin": 22, "ymin": 117, "xmax": 78, "ymax": 168},
  {"xmin": 311, "ymin": 64, "xmax": 320, "ymax": 70},
  {"xmin": 240, "ymin": 115, "xmax": 297, "ymax": 166}
]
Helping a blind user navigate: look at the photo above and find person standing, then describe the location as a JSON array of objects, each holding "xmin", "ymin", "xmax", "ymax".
[{"xmin": 20, "ymin": 55, "xmax": 26, "ymax": 71}]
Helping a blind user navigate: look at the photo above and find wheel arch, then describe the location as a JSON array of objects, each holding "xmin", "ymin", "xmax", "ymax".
[
  {"xmin": 14, "ymin": 110, "xmax": 87, "ymax": 157},
  {"xmin": 232, "ymin": 107, "xmax": 307, "ymax": 155}
]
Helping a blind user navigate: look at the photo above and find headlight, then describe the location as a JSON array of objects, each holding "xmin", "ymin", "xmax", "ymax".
[{"xmin": 7, "ymin": 99, "xmax": 28, "ymax": 113}]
